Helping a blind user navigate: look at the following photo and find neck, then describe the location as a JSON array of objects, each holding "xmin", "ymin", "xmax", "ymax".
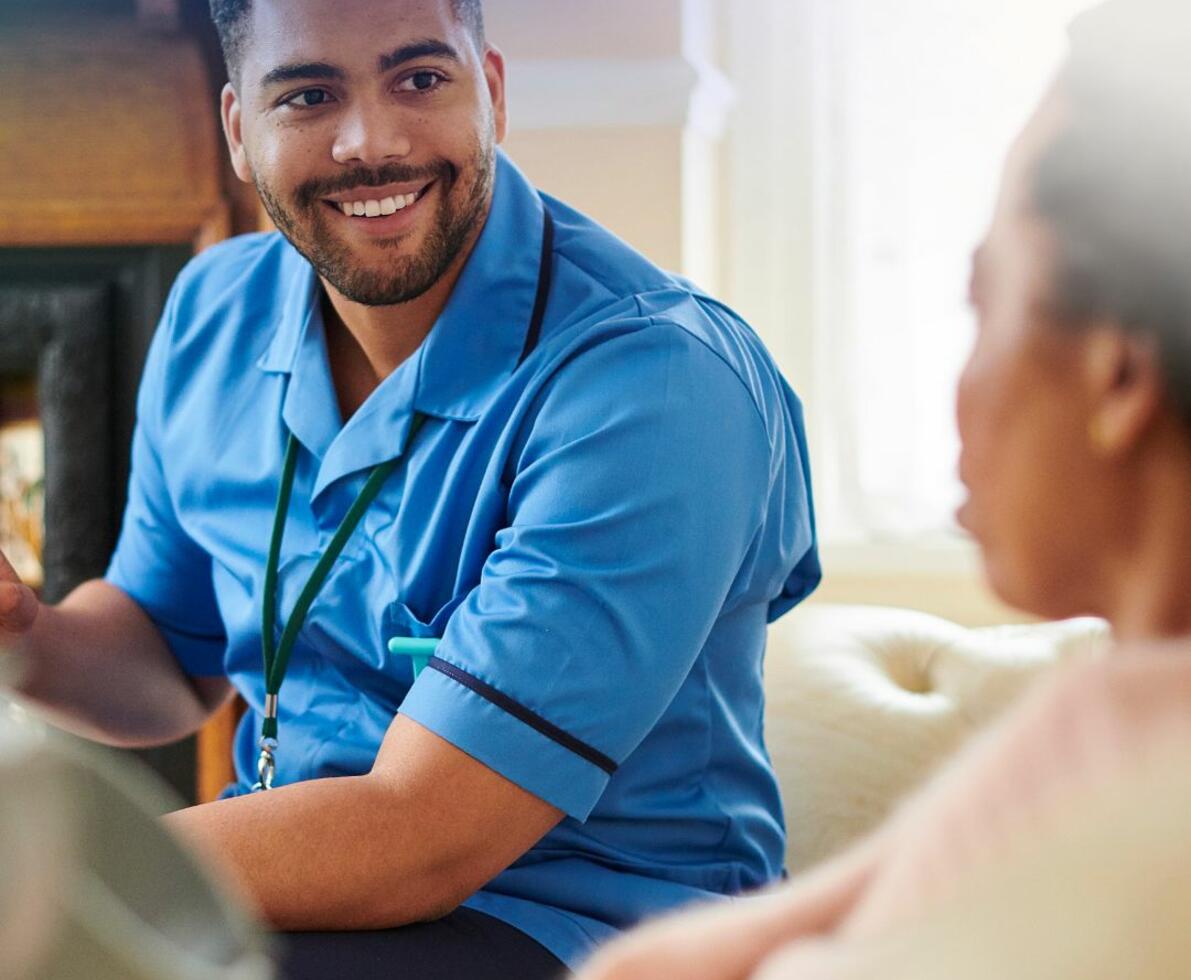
[
  {"xmin": 320, "ymin": 234, "xmax": 478, "ymax": 422},
  {"xmin": 1101, "ymin": 454, "xmax": 1191, "ymax": 644}
]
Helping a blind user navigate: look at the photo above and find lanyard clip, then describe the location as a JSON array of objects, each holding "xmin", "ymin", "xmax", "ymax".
[
  {"xmin": 252, "ymin": 693, "xmax": 280, "ymax": 792},
  {"xmin": 252, "ymin": 736, "xmax": 279, "ymax": 792}
]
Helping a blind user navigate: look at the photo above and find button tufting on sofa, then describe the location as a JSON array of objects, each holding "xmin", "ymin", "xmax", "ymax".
[{"xmin": 763, "ymin": 604, "xmax": 1111, "ymax": 873}]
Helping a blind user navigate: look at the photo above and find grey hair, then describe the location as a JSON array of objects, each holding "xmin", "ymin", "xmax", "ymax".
[{"xmin": 1033, "ymin": 0, "xmax": 1191, "ymax": 426}]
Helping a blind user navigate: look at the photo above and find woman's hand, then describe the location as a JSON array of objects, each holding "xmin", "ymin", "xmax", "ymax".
[
  {"xmin": 577, "ymin": 834, "xmax": 886, "ymax": 980},
  {"xmin": 578, "ymin": 893, "xmax": 799, "ymax": 980}
]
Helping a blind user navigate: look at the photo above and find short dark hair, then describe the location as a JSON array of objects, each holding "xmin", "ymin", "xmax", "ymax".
[
  {"xmin": 209, "ymin": 0, "xmax": 485, "ymax": 84},
  {"xmin": 1033, "ymin": 0, "xmax": 1191, "ymax": 426}
]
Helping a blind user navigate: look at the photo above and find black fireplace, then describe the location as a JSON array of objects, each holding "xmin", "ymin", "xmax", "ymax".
[{"xmin": 0, "ymin": 245, "xmax": 198, "ymax": 802}]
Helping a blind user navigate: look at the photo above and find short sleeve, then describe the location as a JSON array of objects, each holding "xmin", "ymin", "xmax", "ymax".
[
  {"xmin": 106, "ymin": 287, "xmax": 227, "ymax": 676},
  {"xmin": 399, "ymin": 326, "xmax": 786, "ymax": 819}
]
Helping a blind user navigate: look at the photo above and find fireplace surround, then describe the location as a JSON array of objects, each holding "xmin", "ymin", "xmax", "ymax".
[
  {"xmin": 0, "ymin": 251, "xmax": 192, "ymax": 596},
  {"xmin": 0, "ymin": 282, "xmax": 115, "ymax": 603},
  {"xmin": 0, "ymin": 247, "xmax": 194, "ymax": 798}
]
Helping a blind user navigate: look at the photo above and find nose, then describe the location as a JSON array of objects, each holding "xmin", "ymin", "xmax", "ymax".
[{"xmin": 331, "ymin": 98, "xmax": 413, "ymax": 167}]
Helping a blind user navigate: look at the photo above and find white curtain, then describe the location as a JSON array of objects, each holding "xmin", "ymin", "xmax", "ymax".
[{"xmin": 724, "ymin": 0, "xmax": 1091, "ymax": 543}]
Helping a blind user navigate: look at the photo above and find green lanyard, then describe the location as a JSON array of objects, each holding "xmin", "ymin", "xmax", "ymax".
[
  {"xmin": 253, "ymin": 412, "xmax": 427, "ymax": 791},
  {"xmin": 250, "ymin": 203, "xmax": 555, "ymax": 792}
]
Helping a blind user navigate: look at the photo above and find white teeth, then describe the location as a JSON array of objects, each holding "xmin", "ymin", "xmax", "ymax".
[{"xmin": 338, "ymin": 191, "xmax": 422, "ymax": 218}]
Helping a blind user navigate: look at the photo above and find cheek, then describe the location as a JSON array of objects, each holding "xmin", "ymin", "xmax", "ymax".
[
  {"xmin": 954, "ymin": 358, "xmax": 980, "ymax": 452},
  {"xmin": 954, "ymin": 333, "xmax": 1044, "ymax": 564},
  {"xmin": 245, "ymin": 121, "xmax": 325, "ymax": 186},
  {"xmin": 955, "ymin": 341, "xmax": 1009, "ymax": 483},
  {"xmin": 959, "ymin": 352, "xmax": 1041, "ymax": 604},
  {"xmin": 960, "ymin": 343, "xmax": 1099, "ymax": 615}
]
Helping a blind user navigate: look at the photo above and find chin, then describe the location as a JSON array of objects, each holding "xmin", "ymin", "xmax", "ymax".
[
  {"xmin": 955, "ymin": 499, "xmax": 973, "ymax": 535},
  {"xmin": 974, "ymin": 534, "xmax": 1032, "ymax": 613},
  {"xmin": 982, "ymin": 560, "xmax": 1033, "ymax": 616}
]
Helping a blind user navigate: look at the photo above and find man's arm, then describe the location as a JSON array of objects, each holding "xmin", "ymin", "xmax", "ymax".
[
  {"xmin": 1, "ymin": 554, "xmax": 231, "ymax": 747},
  {"xmin": 165, "ymin": 713, "xmax": 564, "ymax": 930}
]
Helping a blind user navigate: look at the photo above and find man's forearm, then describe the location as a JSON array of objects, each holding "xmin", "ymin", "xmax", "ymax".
[
  {"xmin": 164, "ymin": 715, "xmax": 564, "ymax": 932},
  {"xmin": 11, "ymin": 580, "xmax": 226, "ymax": 746},
  {"xmin": 167, "ymin": 773, "xmax": 478, "ymax": 930}
]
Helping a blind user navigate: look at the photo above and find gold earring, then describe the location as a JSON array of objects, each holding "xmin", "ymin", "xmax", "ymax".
[{"xmin": 1088, "ymin": 416, "xmax": 1112, "ymax": 454}]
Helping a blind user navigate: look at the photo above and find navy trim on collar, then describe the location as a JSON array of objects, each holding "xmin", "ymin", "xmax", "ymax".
[{"xmin": 412, "ymin": 153, "xmax": 548, "ymax": 421}]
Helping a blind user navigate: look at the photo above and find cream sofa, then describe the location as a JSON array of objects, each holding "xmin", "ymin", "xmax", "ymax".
[{"xmin": 763, "ymin": 604, "xmax": 1111, "ymax": 872}]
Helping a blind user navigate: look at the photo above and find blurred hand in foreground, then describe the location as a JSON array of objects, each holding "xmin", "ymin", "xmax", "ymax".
[{"xmin": 0, "ymin": 550, "xmax": 39, "ymax": 667}]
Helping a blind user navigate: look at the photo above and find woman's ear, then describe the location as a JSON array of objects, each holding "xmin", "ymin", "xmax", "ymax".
[
  {"xmin": 1083, "ymin": 326, "xmax": 1166, "ymax": 458},
  {"xmin": 221, "ymin": 83, "xmax": 253, "ymax": 184}
]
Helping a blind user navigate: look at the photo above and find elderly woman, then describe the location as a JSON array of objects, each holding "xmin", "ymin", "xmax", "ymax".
[{"xmin": 579, "ymin": 0, "xmax": 1191, "ymax": 977}]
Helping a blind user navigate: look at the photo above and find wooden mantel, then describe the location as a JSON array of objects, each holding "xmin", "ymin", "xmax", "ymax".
[{"xmin": 0, "ymin": 13, "xmax": 229, "ymax": 249}]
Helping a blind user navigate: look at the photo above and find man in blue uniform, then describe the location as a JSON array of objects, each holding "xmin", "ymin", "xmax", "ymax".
[{"xmin": 0, "ymin": 0, "xmax": 819, "ymax": 975}]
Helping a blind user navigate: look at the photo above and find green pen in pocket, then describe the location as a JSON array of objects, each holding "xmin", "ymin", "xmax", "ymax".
[{"xmin": 387, "ymin": 637, "xmax": 440, "ymax": 680}]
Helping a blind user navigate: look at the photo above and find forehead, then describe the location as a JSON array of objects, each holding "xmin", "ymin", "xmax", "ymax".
[
  {"xmin": 974, "ymin": 88, "xmax": 1068, "ymax": 307},
  {"xmin": 242, "ymin": 0, "xmax": 467, "ymax": 76},
  {"xmin": 998, "ymin": 85, "xmax": 1067, "ymax": 223}
]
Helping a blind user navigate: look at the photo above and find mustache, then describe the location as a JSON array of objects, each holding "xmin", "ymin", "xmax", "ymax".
[{"xmin": 295, "ymin": 160, "xmax": 455, "ymax": 205}]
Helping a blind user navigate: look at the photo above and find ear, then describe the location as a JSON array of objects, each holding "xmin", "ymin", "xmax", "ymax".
[
  {"xmin": 1083, "ymin": 326, "xmax": 1166, "ymax": 458},
  {"xmin": 482, "ymin": 45, "xmax": 508, "ymax": 144},
  {"xmin": 221, "ymin": 83, "xmax": 253, "ymax": 184}
]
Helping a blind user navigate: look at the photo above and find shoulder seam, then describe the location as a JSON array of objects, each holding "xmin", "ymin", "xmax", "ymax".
[
  {"xmin": 631, "ymin": 297, "xmax": 772, "ymax": 434},
  {"xmin": 551, "ymin": 236, "xmax": 675, "ymax": 306}
]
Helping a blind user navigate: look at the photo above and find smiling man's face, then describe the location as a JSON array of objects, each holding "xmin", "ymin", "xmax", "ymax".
[{"xmin": 221, "ymin": 0, "xmax": 506, "ymax": 307}]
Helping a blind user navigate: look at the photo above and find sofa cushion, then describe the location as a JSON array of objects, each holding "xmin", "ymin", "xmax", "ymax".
[{"xmin": 763, "ymin": 604, "xmax": 1109, "ymax": 871}]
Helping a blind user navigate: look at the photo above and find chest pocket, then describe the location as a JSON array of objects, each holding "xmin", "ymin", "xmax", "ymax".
[
  {"xmin": 384, "ymin": 592, "xmax": 469, "ymax": 642},
  {"xmin": 382, "ymin": 592, "xmax": 469, "ymax": 685}
]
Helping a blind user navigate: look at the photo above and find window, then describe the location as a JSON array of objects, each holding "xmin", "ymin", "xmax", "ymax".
[{"xmin": 723, "ymin": 0, "xmax": 1091, "ymax": 546}]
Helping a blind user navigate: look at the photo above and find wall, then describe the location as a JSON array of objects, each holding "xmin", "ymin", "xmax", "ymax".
[{"xmin": 488, "ymin": 0, "xmax": 731, "ymax": 288}]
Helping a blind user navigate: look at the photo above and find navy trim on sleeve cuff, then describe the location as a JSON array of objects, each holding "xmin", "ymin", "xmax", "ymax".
[
  {"xmin": 426, "ymin": 657, "xmax": 618, "ymax": 776},
  {"xmin": 160, "ymin": 621, "xmax": 227, "ymax": 643}
]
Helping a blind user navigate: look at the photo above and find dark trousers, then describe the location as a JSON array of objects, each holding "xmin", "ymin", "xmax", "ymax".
[{"xmin": 276, "ymin": 908, "xmax": 568, "ymax": 980}]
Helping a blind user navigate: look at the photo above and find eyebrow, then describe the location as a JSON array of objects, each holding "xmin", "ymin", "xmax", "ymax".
[
  {"xmin": 378, "ymin": 39, "xmax": 461, "ymax": 73},
  {"xmin": 259, "ymin": 39, "xmax": 460, "ymax": 90},
  {"xmin": 260, "ymin": 62, "xmax": 346, "ymax": 89}
]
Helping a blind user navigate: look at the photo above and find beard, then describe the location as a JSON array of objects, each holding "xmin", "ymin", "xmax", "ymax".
[{"xmin": 254, "ymin": 139, "xmax": 495, "ymax": 307}]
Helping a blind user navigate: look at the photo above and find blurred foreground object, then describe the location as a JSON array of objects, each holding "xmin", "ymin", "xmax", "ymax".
[{"xmin": 0, "ymin": 699, "xmax": 272, "ymax": 980}]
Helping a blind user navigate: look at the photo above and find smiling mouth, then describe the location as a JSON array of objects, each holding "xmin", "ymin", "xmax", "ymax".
[{"xmin": 325, "ymin": 180, "xmax": 435, "ymax": 218}]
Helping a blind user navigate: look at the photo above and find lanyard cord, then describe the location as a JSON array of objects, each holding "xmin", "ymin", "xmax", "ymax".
[
  {"xmin": 253, "ymin": 204, "xmax": 555, "ymax": 790},
  {"xmin": 258, "ymin": 414, "xmax": 426, "ymax": 745}
]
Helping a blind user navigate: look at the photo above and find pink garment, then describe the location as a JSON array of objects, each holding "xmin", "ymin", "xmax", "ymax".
[{"xmin": 840, "ymin": 646, "xmax": 1191, "ymax": 937}]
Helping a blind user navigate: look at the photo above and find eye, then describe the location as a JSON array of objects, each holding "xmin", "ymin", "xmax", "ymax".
[
  {"xmin": 398, "ymin": 70, "xmax": 446, "ymax": 94},
  {"xmin": 282, "ymin": 88, "xmax": 336, "ymax": 109}
]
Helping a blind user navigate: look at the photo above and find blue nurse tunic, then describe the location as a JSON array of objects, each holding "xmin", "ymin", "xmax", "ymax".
[{"xmin": 106, "ymin": 151, "xmax": 820, "ymax": 967}]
